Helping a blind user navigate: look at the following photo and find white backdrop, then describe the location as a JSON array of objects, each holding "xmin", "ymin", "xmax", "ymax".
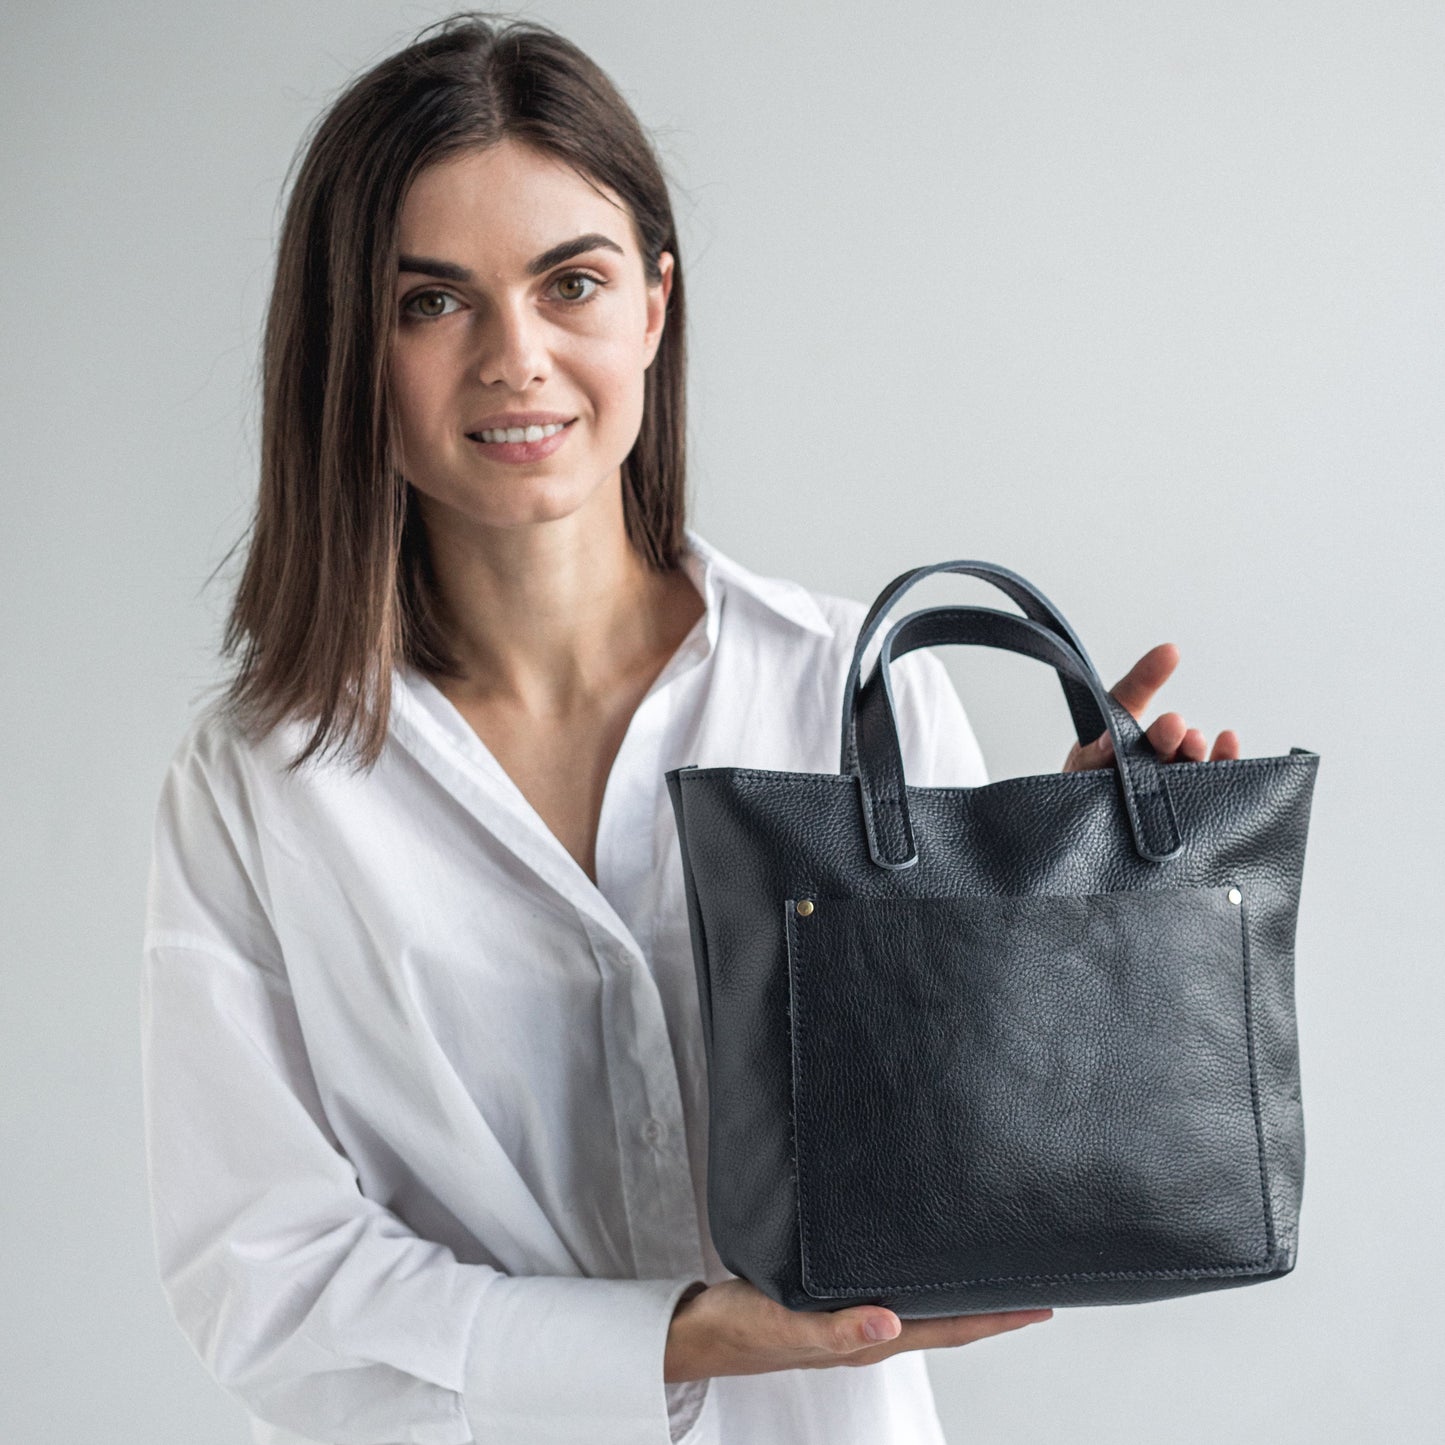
[{"xmin": 3, "ymin": 2, "xmax": 1441, "ymax": 1439}]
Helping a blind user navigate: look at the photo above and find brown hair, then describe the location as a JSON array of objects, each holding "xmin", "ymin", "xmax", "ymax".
[{"xmin": 205, "ymin": 10, "xmax": 689, "ymax": 775}]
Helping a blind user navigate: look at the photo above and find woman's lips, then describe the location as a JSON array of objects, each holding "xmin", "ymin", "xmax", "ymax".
[{"xmin": 465, "ymin": 418, "xmax": 576, "ymax": 463}]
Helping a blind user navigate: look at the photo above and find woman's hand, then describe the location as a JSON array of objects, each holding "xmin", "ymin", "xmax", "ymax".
[
  {"xmin": 663, "ymin": 1278, "xmax": 1051, "ymax": 1382},
  {"xmin": 1063, "ymin": 642, "xmax": 1240, "ymax": 772}
]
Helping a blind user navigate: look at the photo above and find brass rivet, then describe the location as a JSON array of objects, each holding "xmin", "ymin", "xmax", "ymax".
[
  {"xmin": 795, "ymin": 899, "xmax": 814, "ymax": 917},
  {"xmin": 1227, "ymin": 887, "xmax": 1242, "ymax": 905}
]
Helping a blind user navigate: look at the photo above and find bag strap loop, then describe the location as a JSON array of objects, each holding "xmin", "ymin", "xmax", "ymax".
[
  {"xmin": 840, "ymin": 560, "xmax": 1104, "ymax": 778},
  {"xmin": 850, "ymin": 603, "xmax": 1184, "ymax": 868}
]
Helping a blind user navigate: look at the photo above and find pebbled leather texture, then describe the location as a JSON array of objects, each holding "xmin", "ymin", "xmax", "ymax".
[{"xmin": 664, "ymin": 560, "xmax": 1319, "ymax": 1317}]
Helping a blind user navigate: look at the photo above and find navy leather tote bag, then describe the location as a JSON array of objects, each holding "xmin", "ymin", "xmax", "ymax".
[{"xmin": 664, "ymin": 560, "xmax": 1318, "ymax": 1317}]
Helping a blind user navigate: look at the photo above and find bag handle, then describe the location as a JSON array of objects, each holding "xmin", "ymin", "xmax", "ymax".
[
  {"xmin": 840, "ymin": 560, "xmax": 1105, "ymax": 778},
  {"xmin": 850, "ymin": 603, "xmax": 1184, "ymax": 868}
]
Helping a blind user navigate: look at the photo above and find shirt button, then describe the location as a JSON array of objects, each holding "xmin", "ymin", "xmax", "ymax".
[{"xmin": 641, "ymin": 1118, "xmax": 664, "ymax": 1145}]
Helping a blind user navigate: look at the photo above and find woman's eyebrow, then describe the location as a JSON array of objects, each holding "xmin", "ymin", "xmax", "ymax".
[
  {"xmin": 526, "ymin": 233, "xmax": 625, "ymax": 274},
  {"xmin": 397, "ymin": 233, "xmax": 625, "ymax": 283}
]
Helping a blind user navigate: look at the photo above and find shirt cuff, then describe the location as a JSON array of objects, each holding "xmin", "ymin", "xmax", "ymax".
[{"xmin": 460, "ymin": 1273, "xmax": 708, "ymax": 1444}]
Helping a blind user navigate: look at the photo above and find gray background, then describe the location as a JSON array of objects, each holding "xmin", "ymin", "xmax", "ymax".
[{"xmin": 3, "ymin": 0, "xmax": 1440, "ymax": 1439}]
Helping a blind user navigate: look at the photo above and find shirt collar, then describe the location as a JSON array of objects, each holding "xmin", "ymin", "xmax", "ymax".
[
  {"xmin": 680, "ymin": 526, "xmax": 834, "ymax": 647},
  {"xmin": 397, "ymin": 523, "xmax": 835, "ymax": 718}
]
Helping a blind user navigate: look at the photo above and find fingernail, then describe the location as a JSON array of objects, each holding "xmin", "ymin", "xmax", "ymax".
[{"xmin": 864, "ymin": 1317, "xmax": 899, "ymax": 1342}]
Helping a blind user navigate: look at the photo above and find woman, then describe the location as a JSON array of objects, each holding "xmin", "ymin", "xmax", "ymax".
[{"xmin": 141, "ymin": 13, "xmax": 1239, "ymax": 1445}]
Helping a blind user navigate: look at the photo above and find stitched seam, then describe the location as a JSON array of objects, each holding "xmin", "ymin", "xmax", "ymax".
[
  {"xmin": 1237, "ymin": 889, "xmax": 1279, "ymax": 1262},
  {"xmin": 1114, "ymin": 748, "xmax": 1152, "ymax": 850},
  {"xmin": 801, "ymin": 1259, "xmax": 1279, "ymax": 1294},
  {"xmin": 805, "ymin": 884, "xmax": 1232, "ymax": 906},
  {"xmin": 677, "ymin": 755, "xmax": 1313, "ymax": 788},
  {"xmin": 862, "ymin": 791, "xmax": 914, "ymax": 864},
  {"xmin": 670, "ymin": 777, "xmax": 717, "ymax": 1074},
  {"xmin": 784, "ymin": 904, "xmax": 815, "ymax": 1296}
]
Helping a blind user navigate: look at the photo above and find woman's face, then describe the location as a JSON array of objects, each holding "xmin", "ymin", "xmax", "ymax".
[{"xmin": 389, "ymin": 139, "xmax": 673, "ymax": 535}]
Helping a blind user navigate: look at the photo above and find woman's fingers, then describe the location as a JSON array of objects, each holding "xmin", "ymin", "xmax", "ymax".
[
  {"xmin": 1144, "ymin": 711, "xmax": 1188, "ymax": 760},
  {"xmin": 1210, "ymin": 729, "xmax": 1241, "ymax": 761},
  {"xmin": 829, "ymin": 1308, "xmax": 1053, "ymax": 1368},
  {"xmin": 1064, "ymin": 642, "xmax": 1181, "ymax": 773},
  {"xmin": 822, "ymin": 1304, "xmax": 911, "ymax": 1357},
  {"xmin": 1059, "ymin": 631, "xmax": 1245, "ymax": 772},
  {"xmin": 894, "ymin": 1309, "xmax": 1053, "ymax": 1352},
  {"xmin": 1108, "ymin": 642, "xmax": 1180, "ymax": 721},
  {"xmin": 667, "ymin": 1273, "xmax": 1053, "ymax": 1381},
  {"xmin": 1177, "ymin": 727, "xmax": 1208, "ymax": 762},
  {"xmin": 1063, "ymin": 729, "xmax": 1112, "ymax": 772},
  {"xmin": 1149, "ymin": 719, "xmax": 1245, "ymax": 763},
  {"xmin": 1068, "ymin": 718, "xmax": 1243, "ymax": 770}
]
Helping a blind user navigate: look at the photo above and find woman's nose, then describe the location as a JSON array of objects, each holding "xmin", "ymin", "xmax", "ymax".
[{"xmin": 474, "ymin": 298, "xmax": 550, "ymax": 391}]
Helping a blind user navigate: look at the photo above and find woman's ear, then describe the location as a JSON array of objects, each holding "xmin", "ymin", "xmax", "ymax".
[{"xmin": 643, "ymin": 251, "xmax": 674, "ymax": 369}]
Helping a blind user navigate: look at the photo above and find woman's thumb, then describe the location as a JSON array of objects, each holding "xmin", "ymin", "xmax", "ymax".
[{"xmin": 847, "ymin": 1309, "xmax": 900, "ymax": 1349}]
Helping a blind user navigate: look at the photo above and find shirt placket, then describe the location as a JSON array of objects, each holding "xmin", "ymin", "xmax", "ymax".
[
  {"xmin": 589, "ymin": 633, "xmax": 711, "ymax": 1282},
  {"xmin": 579, "ymin": 913, "xmax": 702, "ymax": 1280},
  {"xmin": 389, "ymin": 597, "xmax": 716, "ymax": 1286}
]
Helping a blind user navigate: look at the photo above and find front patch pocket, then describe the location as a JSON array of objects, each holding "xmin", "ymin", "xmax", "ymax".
[{"xmin": 784, "ymin": 886, "xmax": 1274, "ymax": 1297}]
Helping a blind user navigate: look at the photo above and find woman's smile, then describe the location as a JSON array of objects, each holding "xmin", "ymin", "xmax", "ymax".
[{"xmin": 465, "ymin": 416, "xmax": 578, "ymax": 464}]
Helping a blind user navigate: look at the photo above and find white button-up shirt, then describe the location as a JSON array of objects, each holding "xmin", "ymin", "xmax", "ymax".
[{"xmin": 140, "ymin": 526, "xmax": 989, "ymax": 1445}]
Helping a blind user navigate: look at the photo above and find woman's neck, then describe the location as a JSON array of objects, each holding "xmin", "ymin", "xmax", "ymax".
[{"xmin": 418, "ymin": 488, "xmax": 699, "ymax": 714}]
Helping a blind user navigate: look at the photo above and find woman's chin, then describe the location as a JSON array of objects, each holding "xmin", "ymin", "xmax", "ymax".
[{"xmin": 421, "ymin": 477, "xmax": 620, "ymax": 535}]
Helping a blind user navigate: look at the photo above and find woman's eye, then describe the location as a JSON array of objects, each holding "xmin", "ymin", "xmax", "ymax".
[
  {"xmin": 403, "ymin": 290, "xmax": 461, "ymax": 320},
  {"xmin": 401, "ymin": 274, "xmax": 604, "ymax": 321},
  {"xmin": 553, "ymin": 271, "xmax": 604, "ymax": 304}
]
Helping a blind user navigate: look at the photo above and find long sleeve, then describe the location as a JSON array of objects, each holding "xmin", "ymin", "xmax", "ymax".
[{"xmin": 139, "ymin": 731, "xmax": 703, "ymax": 1445}]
